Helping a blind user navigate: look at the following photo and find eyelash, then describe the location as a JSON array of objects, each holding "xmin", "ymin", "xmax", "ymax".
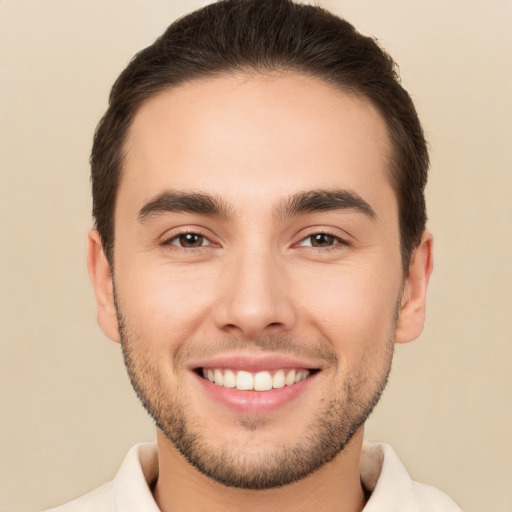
[
  {"xmin": 296, "ymin": 231, "xmax": 349, "ymax": 251},
  {"xmin": 162, "ymin": 230, "xmax": 348, "ymax": 251},
  {"xmin": 162, "ymin": 230, "xmax": 214, "ymax": 250}
]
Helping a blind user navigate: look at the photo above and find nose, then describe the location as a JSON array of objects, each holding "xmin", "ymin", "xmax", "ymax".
[{"xmin": 213, "ymin": 248, "xmax": 297, "ymax": 339}]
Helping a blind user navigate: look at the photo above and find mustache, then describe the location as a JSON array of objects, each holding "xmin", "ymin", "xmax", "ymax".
[
  {"xmin": 173, "ymin": 335, "xmax": 339, "ymax": 368},
  {"xmin": 114, "ymin": 296, "xmax": 337, "ymax": 367}
]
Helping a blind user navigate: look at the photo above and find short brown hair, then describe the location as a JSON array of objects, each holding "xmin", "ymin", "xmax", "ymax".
[{"xmin": 91, "ymin": 0, "xmax": 428, "ymax": 271}]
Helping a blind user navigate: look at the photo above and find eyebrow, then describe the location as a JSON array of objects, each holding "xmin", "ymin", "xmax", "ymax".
[
  {"xmin": 275, "ymin": 189, "xmax": 376, "ymax": 221},
  {"xmin": 138, "ymin": 191, "xmax": 231, "ymax": 222},
  {"xmin": 137, "ymin": 188, "xmax": 376, "ymax": 222}
]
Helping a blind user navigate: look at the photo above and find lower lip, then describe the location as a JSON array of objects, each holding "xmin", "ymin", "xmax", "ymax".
[{"xmin": 194, "ymin": 371, "xmax": 319, "ymax": 414}]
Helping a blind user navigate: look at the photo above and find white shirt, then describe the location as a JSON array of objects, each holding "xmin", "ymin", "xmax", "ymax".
[{"xmin": 45, "ymin": 442, "xmax": 462, "ymax": 511}]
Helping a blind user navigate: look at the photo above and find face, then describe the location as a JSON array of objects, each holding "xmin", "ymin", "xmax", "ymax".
[{"xmin": 90, "ymin": 73, "xmax": 429, "ymax": 489}]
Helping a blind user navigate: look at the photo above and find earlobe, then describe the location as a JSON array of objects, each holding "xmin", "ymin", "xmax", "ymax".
[
  {"xmin": 395, "ymin": 231, "xmax": 434, "ymax": 344},
  {"xmin": 86, "ymin": 230, "xmax": 120, "ymax": 343}
]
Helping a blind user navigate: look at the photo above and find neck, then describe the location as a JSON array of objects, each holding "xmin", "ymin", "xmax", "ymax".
[{"xmin": 153, "ymin": 428, "xmax": 367, "ymax": 512}]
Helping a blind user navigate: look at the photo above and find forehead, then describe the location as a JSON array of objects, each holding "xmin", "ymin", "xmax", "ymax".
[{"xmin": 120, "ymin": 72, "xmax": 395, "ymax": 218}]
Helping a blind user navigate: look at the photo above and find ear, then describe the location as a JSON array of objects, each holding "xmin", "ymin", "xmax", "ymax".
[
  {"xmin": 86, "ymin": 229, "xmax": 120, "ymax": 343},
  {"xmin": 395, "ymin": 231, "xmax": 434, "ymax": 344}
]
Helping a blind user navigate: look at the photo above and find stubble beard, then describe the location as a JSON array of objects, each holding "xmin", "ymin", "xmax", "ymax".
[{"xmin": 116, "ymin": 301, "xmax": 397, "ymax": 490}]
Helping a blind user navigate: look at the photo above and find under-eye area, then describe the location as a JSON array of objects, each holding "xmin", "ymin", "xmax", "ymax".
[{"xmin": 196, "ymin": 368, "xmax": 320, "ymax": 391}]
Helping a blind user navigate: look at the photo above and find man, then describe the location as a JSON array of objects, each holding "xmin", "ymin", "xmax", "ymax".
[{"xmin": 47, "ymin": 0, "xmax": 461, "ymax": 510}]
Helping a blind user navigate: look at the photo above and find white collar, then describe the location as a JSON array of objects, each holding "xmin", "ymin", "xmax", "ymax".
[{"xmin": 111, "ymin": 441, "xmax": 460, "ymax": 511}]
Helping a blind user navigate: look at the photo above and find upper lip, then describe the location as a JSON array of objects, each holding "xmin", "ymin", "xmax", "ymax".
[{"xmin": 188, "ymin": 353, "xmax": 324, "ymax": 373}]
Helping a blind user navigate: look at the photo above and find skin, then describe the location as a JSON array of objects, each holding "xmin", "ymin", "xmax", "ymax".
[{"xmin": 87, "ymin": 73, "xmax": 433, "ymax": 512}]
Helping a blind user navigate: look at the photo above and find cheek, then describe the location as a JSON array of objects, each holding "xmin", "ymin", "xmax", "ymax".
[
  {"xmin": 114, "ymin": 261, "xmax": 220, "ymax": 344},
  {"xmin": 294, "ymin": 261, "xmax": 400, "ymax": 353}
]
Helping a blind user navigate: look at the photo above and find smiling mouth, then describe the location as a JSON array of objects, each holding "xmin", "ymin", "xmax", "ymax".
[{"xmin": 197, "ymin": 368, "xmax": 319, "ymax": 391}]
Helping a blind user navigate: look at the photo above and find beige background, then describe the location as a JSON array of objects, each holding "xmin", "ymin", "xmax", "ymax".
[{"xmin": 1, "ymin": 1, "xmax": 510, "ymax": 511}]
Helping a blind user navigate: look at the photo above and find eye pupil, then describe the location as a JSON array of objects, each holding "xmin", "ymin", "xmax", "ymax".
[
  {"xmin": 179, "ymin": 233, "xmax": 203, "ymax": 247},
  {"xmin": 311, "ymin": 233, "xmax": 334, "ymax": 247}
]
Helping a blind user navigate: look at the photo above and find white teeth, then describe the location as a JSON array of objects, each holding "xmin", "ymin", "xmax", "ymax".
[
  {"xmin": 272, "ymin": 369, "xmax": 285, "ymax": 389},
  {"xmin": 285, "ymin": 369, "xmax": 296, "ymax": 386},
  {"xmin": 214, "ymin": 369, "xmax": 224, "ymax": 386},
  {"xmin": 236, "ymin": 370, "xmax": 254, "ymax": 390},
  {"xmin": 254, "ymin": 371, "xmax": 273, "ymax": 391},
  {"xmin": 203, "ymin": 368, "xmax": 312, "ymax": 391},
  {"xmin": 223, "ymin": 369, "xmax": 236, "ymax": 388}
]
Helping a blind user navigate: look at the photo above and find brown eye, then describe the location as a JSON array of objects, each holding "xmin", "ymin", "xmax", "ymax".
[
  {"xmin": 309, "ymin": 233, "xmax": 337, "ymax": 247},
  {"xmin": 171, "ymin": 233, "xmax": 206, "ymax": 248}
]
